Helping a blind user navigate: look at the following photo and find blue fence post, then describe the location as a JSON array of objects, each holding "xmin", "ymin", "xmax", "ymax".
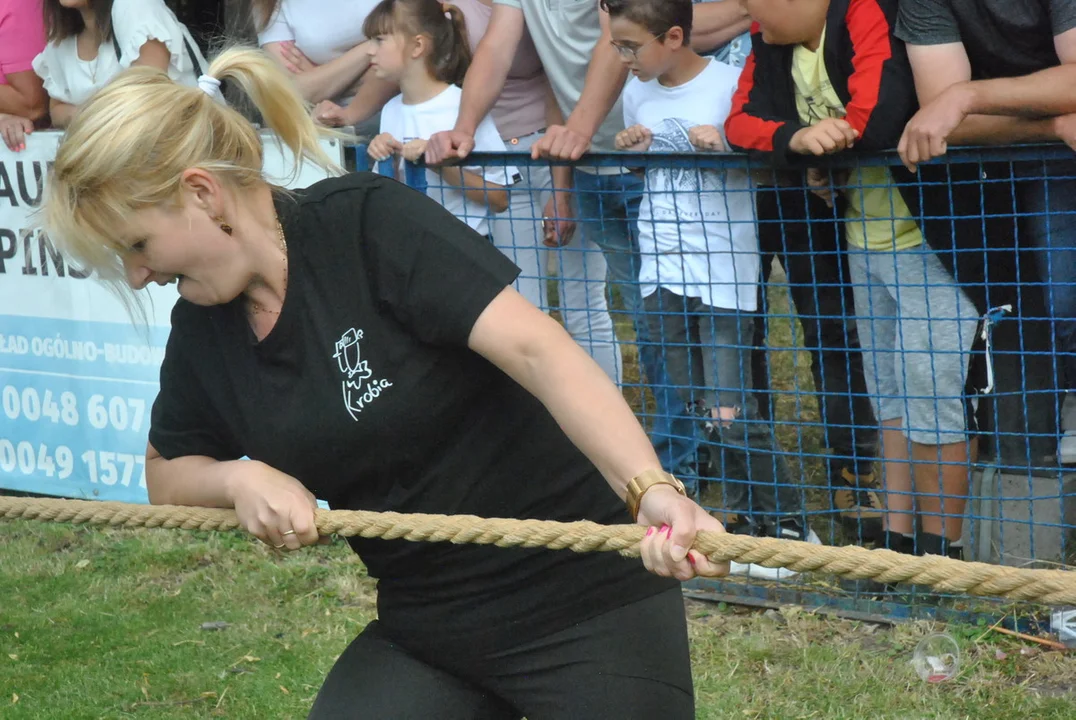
[{"xmin": 404, "ymin": 161, "xmax": 428, "ymax": 193}]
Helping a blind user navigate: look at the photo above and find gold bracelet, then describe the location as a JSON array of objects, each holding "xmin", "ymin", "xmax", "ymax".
[{"xmin": 625, "ymin": 469, "xmax": 687, "ymax": 521}]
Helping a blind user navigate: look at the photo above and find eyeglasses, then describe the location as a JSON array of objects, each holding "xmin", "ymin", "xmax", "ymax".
[{"xmin": 610, "ymin": 30, "xmax": 668, "ymax": 61}]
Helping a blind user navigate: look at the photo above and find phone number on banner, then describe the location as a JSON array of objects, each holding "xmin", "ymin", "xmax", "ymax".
[
  {"xmin": 2, "ymin": 385, "xmax": 147, "ymax": 433},
  {"xmin": 0, "ymin": 439, "xmax": 147, "ymax": 488}
]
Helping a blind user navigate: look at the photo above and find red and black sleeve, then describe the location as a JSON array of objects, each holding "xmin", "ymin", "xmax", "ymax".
[
  {"xmin": 841, "ymin": 0, "xmax": 917, "ymax": 151},
  {"xmin": 724, "ymin": 23, "xmax": 805, "ymax": 161}
]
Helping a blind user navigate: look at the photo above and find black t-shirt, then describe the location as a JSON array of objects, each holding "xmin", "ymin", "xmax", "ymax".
[
  {"xmin": 149, "ymin": 173, "xmax": 674, "ymax": 656},
  {"xmin": 896, "ymin": 0, "xmax": 1076, "ymax": 79}
]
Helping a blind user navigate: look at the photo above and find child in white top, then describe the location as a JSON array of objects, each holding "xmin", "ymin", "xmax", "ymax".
[
  {"xmin": 33, "ymin": 0, "xmax": 203, "ymax": 127},
  {"xmin": 608, "ymin": 0, "xmax": 818, "ymax": 569},
  {"xmin": 363, "ymin": 0, "xmax": 516, "ymax": 237},
  {"xmin": 622, "ymin": 56, "xmax": 756, "ymax": 313}
]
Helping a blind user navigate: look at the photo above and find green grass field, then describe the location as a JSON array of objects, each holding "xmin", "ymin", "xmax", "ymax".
[
  {"xmin": 2, "ymin": 519, "xmax": 1075, "ymax": 719},
  {"xmin": 3, "ymin": 275, "xmax": 1074, "ymax": 718}
]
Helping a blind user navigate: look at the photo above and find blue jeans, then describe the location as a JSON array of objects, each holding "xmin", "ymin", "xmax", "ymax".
[
  {"xmin": 1017, "ymin": 158, "xmax": 1076, "ymax": 391},
  {"xmin": 644, "ymin": 289, "xmax": 801, "ymax": 515},
  {"xmin": 572, "ymin": 170, "xmax": 700, "ymax": 484}
]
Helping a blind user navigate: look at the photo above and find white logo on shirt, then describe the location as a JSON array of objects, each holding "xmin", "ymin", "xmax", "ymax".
[{"xmin": 332, "ymin": 328, "xmax": 393, "ymax": 421}]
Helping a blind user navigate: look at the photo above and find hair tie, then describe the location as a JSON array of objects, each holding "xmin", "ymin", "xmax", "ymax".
[
  {"xmin": 441, "ymin": 2, "xmax": 452, "ymax": 17},
  {"xmin": 197, "ymin": 74, "xmax": 226, "ymax": 105}
]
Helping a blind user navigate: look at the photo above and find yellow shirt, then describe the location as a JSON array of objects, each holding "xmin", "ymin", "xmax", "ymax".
[{"xmin": 791, "ymin": 28, "xmax": 921, "ymax": 251}]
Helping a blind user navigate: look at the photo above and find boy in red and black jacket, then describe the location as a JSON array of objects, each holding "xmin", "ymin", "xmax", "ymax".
[
  {"xmin": 727, "ymin": 0, "xmax": 907, "ymax": 549},
  {"xmin": 726, "ymin": 0, "xmax": 918, "ymax": 159},
  {"xmin": 726, "ymin": 0, "xmax": 979, "ymax": 561}
]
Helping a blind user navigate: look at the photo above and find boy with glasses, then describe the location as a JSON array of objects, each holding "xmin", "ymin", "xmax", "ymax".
[{"xmin": 607, "ymin": 0, "xmax": 820, "ymax": 576}]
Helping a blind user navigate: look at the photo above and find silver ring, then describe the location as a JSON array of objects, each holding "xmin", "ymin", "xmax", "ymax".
[
  {"xmin": 281, "ymin": 530, "xmax": 297, "ymax": 537},
  {"xmin": 273, "ymin": 542, "xmax": 286, "ymax": 549}
]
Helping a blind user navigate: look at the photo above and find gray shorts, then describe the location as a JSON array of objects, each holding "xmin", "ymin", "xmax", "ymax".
[{"xmin": 847, "ymin": 245, "xmax": 978, "ymax": 445}]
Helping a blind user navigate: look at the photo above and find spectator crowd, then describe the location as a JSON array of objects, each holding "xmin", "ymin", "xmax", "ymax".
[{"xmin": 2, "ymin": 0, "xmax": 1075, "ymax": 575}]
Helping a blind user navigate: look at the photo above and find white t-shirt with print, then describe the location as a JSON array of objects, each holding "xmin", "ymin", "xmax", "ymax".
[
  {"xmin": 32, "ymin": 0, "xmax": 203, "ymax": 105},
  {"xmin": 623, "ymin": 59, "xmax": 759, "ymax": 312},
  {"xmin": 380, "ymin": 84, "xmax": 517, "ymax": 237}
]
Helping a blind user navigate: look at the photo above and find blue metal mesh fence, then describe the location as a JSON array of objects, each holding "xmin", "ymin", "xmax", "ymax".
[{"xmin": 352, "ymin": 143, "xmax": 1076, "ymax": 618}]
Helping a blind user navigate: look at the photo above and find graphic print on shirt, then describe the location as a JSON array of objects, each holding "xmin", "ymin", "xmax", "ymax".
[
  {"xmin": 650, "ymin": 118, "xmax": 724, "ymax": 194},
  {"xmin": 800, "ymin": 81, "xmax": 842, "ymax": 123},
  {"xmin": 332, "ymin": 328, "xmax": 394, "ymax": 420},
  {"xmin": 649, "ymin": 118, "xmax": 724, "ymax": 222}
]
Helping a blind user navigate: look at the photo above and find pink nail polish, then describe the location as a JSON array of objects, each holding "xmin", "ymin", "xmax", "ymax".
[
  {"xmin": 645, "ymin": 527, "xmax": 654, "ymax": 538},
  {"xmin": 687, "ymin": 552, "xmax": 697, "ymax": 567}
]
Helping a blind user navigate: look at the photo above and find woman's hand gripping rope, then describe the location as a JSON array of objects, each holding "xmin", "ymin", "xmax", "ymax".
[
  {"xmin": 637, "ymin": 485, "xmax": 730, "ymax": 582},
  {"xmin": 225, "ymin": 461, "xmax": 331, "ymax": 552}
]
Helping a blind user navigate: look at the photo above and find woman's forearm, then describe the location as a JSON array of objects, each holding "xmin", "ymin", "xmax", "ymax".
[
  {"xmin": 295, "ymin": 42, "xmax": 374, "ymax": 103},
  {"xmin": 469, "ymin": 289, "xmax": 661, "ymax": 497},
  {"xmin": 0, "ymin": 81, "xmax": 45, "ymax": 120},
  {"xmin": 543, "ymin": 75, "xmax": 564, "ymax": 130},
  {"xmin": 437, "ymin": 166, "xmax": 509, "ymax": 213},
  {"xmin": 49, "ymin": 98, "xmax": 78, "ymax": 128},
  {"xmin": 339, "ymin": 72, "xmax": 399, "ymax": 124},
  {"xmin": 145, "ymin": 445, "xmax": 242, "ymax": 507},
  {"xmin": 512, "ymin": 320, "xmax": 659, "ymax": 496}
]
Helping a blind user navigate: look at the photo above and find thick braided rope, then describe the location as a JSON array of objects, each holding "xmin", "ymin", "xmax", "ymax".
[{"xmin": 4, "ymin": 495, "xmax": 1075, "ymax": 604}]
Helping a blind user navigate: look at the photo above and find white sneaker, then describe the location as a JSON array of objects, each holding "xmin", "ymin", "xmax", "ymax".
[
  {"xmin": 730, "ymin": 525, "xmax": 822, "ymax": 581},
  {"xmin": 1062, "ymin": 393, "xmax": 1076, "ymax": 432},
  {"xmin": 1060, "ymin": 431, "xmax": 1076, "ymax": 465},
  {"xmin": 729, "ymin": 561, "xmax": 752, "ymax": 576}
]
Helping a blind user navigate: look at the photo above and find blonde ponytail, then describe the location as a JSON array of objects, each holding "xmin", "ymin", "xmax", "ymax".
[
  {"xmin": 40, "ymin": 46, "xmax": 345, "ymax": 289},
  {"xmin": 207, "ymin": 47, "xmax": 343, "ymax": 180}
]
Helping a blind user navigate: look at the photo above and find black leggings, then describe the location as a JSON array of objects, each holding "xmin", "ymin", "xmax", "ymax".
[{"xmin": 307, "ymin": 588, "xmax": 694, "ymax": 719}]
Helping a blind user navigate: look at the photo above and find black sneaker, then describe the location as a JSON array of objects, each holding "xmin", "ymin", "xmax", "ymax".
[
  {"xmin": 722, "ymin": 512, "xmax": 762, "ymax": 536},
  {"xmin": 832, "ymin": 468, "xmax": 884, "ymax": 544},
  {"xmin": 764, "ymin": 516, "xmax": 823, "ymax": 546}
]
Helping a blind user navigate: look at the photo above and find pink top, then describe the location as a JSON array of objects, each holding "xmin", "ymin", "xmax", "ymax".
[
  {"xmin": 455, "ymin": 0, "xmax": 546, "ymax": 141},
  {"xmin": 0, "ymin": 0, "xmax": 45, "ymax": 85}
]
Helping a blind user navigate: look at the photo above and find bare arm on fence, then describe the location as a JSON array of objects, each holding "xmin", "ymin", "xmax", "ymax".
[
  {"xmin": 0, "ymin": 70, "xmax": 47, "ymax": 121},
  {"xmin": 690, "ymin": 0, "xmax": 752, "ymax": 54},
  {"xmin": 898, "ymin": 42, "xmax": 1060, "ymax": 170},
  {"xmin": 467, "ymin": 287, "xmax": 729, "ymax": 581},
  {"xmin": 48, "ymin": 98, "xmax": 79, "ymax": 129},
  {"xmin": 426, "ymin": 4, "xmax": 523, "ymax": 163},
  {"xmin": 943, "ymin": 29, "xmax": 1076, "ymax": 119},
  {"xmin": 531, "ymin": 6, "xmax": 627, "ymax": 160},
  {"xmin": 263, "ymin": 40, "xmax": 374, "ymax": 104},
  {"xmin": 315, "ymin": 72, "xmax": 400, "ymax": 128},
  {"xmin": 543, "ymin": 81, "xmax": 577, "ymax": 247}
]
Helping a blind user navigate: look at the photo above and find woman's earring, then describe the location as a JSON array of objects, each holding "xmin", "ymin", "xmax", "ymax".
[{"xmin": 214, "ymin": 216, "xmax": 233, "ymax": 235}]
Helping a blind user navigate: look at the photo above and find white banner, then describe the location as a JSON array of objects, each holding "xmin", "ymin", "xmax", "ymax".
[{"xmin": 0, "ymin": 130, "xmax": 342, "ymax": 501}]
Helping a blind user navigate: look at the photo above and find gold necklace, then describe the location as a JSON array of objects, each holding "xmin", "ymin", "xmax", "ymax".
[
  {"xmin": 249, "ymin": 219, "xmax": 289, "ymax": 316},
  {"xmin": 80, "ymin": 33, "xmax": 100, "ymax": 83}
]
